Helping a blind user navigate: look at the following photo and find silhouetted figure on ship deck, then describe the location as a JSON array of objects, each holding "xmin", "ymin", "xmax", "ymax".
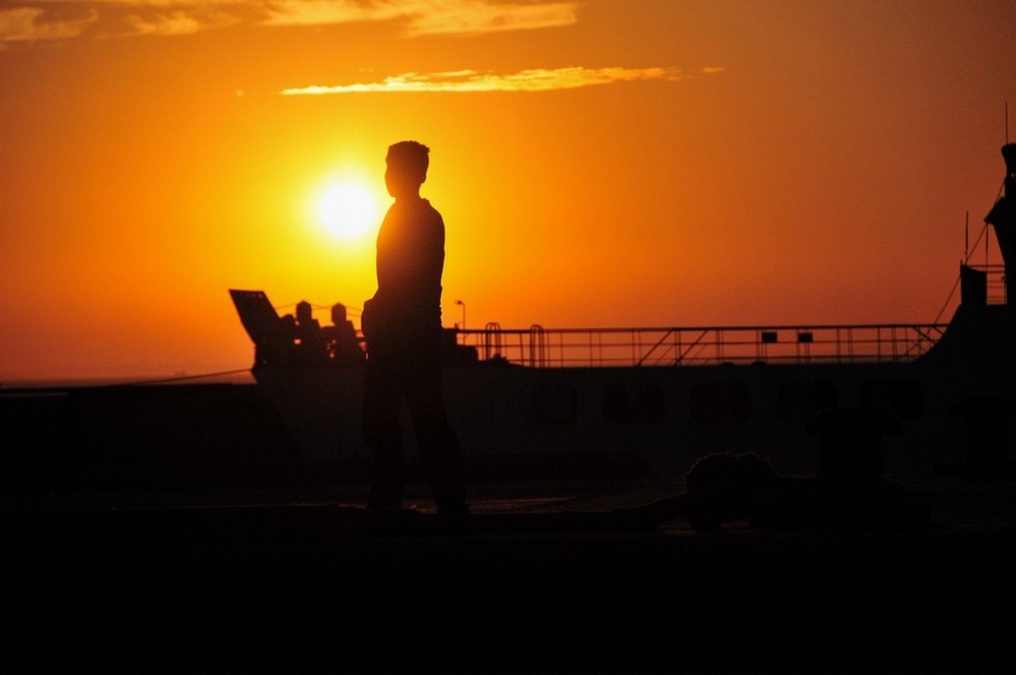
[
  {"xmin": 293, "ymin": 300, "xmax": 327, "ymax": 365},
  {"xmin": 322, "ymin": 302, "xmax": 365, "ymax": 366},
  {"xmin": 360, "ymin": 140, "xmax": 468, "ymax": 515}
]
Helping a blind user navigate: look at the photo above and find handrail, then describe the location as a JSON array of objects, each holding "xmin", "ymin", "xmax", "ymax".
[
  {"xmin": 967, "ymin": 263, "xmax": 1008, "ymax": 305},
  {"xmin": 451, "ymin": 322, "xmax": 950, "ymax": 368},
  {"xmin": 637, "ymin": 329, "xmax": 675, "ymax": 366}
]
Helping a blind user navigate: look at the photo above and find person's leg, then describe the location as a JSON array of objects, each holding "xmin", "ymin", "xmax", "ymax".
[
  {"xmin": 404, "ymin": 363, "xmax": 468, "ymax": 514},
  {"xmin": 361, "ymin": 358, "xmax": 405, "ymax": 509}
]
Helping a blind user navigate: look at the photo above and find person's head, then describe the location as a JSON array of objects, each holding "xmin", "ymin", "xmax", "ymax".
[
  {"xmin": 296, "ymin": 300, "xmax": 313, "ymax": 324},
  {"xmin": 331, "ymin": 302, "xmax": 347, "ymax": 324},
  {"xmin": 385, "ymin": 140, "xmax": 429, "ymax": 200}
]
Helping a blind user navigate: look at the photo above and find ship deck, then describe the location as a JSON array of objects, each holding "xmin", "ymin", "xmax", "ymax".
[{"xmin": 5, "ymin": 471, "xmax": 1016, "ymax": 674}]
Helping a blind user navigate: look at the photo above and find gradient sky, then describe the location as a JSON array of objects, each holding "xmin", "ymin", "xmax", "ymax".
[{"xmin": 1, "ymin": 0, "xmax": 1014, "ymax": 382}]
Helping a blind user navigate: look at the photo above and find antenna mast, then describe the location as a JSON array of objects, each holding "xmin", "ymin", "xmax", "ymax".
[{"xmin": 965, "ymin": 211, "xmax": 969, "ymax": 262}]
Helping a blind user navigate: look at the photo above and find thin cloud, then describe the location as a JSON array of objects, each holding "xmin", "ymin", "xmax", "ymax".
[
  {"xmin": 280, "ymin": 66, "xmax": 721, "ymax": 95},
  {"xmin": 123, "ymin": 9, "xmax": 241, "ymax": 36},
  {"xmin": 0, "ymin": 7, "xmax": 98, "ymax": 45},
  {"xmin": 260, "ymin": 1, "xmax": 402, "ymax": 27},
  {"xmin": 410, "ymin": 0, "xmax": 579, "ymax": 37},
  {"xmin": 261, "ymin": 1, "xmax": 579, "ymax": 36},
  {"xmin": 1, "ymin": 1, "xmax": 578, "ymax": 47}
]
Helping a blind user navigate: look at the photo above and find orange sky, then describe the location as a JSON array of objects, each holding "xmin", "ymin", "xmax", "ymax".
[{"xmin": 1, "ymin": 1, "xmax": 1014, "ymax": 382}]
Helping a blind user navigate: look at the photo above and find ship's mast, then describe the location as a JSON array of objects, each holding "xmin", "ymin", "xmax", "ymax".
[{"xmin": 984, "ymin": 140, "xmax": 1016, "ymax": 304}]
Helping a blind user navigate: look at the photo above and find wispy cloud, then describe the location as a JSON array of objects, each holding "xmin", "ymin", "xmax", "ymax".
[
  {"xmin": 260, "ymin": 0, "xmax": 403, "ymax": 28},
  {"xmin": 261, "ymin": 0, "xmax": 579, "ymax": 36},
  {"xmin": 123, "ymin": 9, "xmax": 241, "ymax": 37},
  {"xmin": 1, "ymin": 1, "xmax": 579, "ymax": 47},
  {"xmin": 0, "ymin": 7, "xmax": 98, "ymax": 46},
  {"xmin": 407, "ymin": 0, "xmax": 578, "ymax": 37},
  {"xmin": 281, "ymin": 66, "xmax": 721, "ymax": 95},
  {"xmin": 263, "ymin": 0, "xmax": 579, "ymax": 36}
]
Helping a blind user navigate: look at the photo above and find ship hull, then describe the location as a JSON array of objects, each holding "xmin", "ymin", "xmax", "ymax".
[{"xmin": 252, "ymin": 307, "xmax": 1015, "ymax": 478}]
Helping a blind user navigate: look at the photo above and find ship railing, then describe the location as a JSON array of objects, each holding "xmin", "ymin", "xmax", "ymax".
[
  {"xmin": 455, "ymin": 323, "xmax": 950, "ymax": 368},
  {"xmin": 984, "ymin": 264, "xmax": 1008, "ymax": 305},
  {"xmin": 962, "ymin": 263, "xmax": 1008, "ymax": 305}
]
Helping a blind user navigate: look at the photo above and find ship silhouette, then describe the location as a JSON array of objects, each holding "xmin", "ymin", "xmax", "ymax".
[{"xmin": 231, "ymin": 143, "xmax": 1016, "ymax": 480}]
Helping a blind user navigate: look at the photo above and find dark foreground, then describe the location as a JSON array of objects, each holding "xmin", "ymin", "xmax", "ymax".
[{"xmin": 4, "ymin": 473, "xmax": 1016, "ymax": 675}]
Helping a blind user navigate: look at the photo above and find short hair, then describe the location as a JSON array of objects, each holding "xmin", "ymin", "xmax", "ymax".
[{"xmin": 386, "ymin": 140, "xmax": 430, "ymax": 179}]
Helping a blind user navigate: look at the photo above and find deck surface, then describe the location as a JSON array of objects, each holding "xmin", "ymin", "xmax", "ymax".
[{"xmin": 4, "ymin": 473, "xmax": 1016, "ymax": 674}]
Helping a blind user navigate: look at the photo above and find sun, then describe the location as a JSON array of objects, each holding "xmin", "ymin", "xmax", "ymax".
[{"xmin": 317, "ymin": 181, "xmax": 378, "ymax": 240}]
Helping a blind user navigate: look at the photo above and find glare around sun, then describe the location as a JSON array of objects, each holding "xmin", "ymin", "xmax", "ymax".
[{"xmin": 317, "ymin": 181, "xmax": 378, "ymax": 240}]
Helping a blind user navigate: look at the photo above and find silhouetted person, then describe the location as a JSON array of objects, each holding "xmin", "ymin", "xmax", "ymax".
[
  {"xmin": 360, "ymin": 141, "xmax": 468, "ymax": 515},
  {"xmin": 294, "ymin": 300, "xmax": 326, "ymax": 364},
  {"xmin": 254, "ymin": 312, "xmax": 297, "ymax": 366},
  {"xmin": 322, "ymin": 302, "xmax": 365, "ymax": 365}
]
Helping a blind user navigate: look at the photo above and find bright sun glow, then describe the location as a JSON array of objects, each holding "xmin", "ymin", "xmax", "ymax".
[{"xmin": 317, "ymin": 182, "xmax": 378, "ymax": 240}]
